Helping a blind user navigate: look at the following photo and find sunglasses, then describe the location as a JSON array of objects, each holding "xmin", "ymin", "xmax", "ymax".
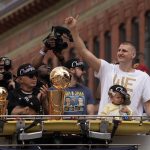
[
  {"xmin": 77, "ymin": 66, "xmax": 84, "ymax": 71},
  {"xmin": 26, "ymin": 73, "xmax": 38, "ymax": 78}
]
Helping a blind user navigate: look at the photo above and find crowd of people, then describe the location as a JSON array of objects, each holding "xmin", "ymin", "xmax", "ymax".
[{"xmin": 0, "ymin": 16, "xmax": 150, "ymax": 119}]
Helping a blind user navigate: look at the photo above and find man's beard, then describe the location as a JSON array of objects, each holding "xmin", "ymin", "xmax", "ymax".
[{"xmin": 74, "ymin": 74, "xmax": 83, "ymax": 82}]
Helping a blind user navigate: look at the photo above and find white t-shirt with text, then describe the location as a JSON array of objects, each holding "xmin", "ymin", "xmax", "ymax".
[{"xmin": 95, "ymin": 59, "xmax": 150, "ymax": 115}]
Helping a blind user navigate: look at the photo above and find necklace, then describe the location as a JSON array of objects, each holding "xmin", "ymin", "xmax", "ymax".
[{"xmin": 21, "ymin": 90, "xmax": 33, "ymax": 95}]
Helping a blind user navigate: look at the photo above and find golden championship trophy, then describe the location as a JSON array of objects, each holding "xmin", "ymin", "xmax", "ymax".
[
  {"xmin": 48, "ymin": 66, "xmax": 71, "ymax": 119},
  {"xmin": 0, "ymin": 87, "xmax": 8, "ymax": 117}
]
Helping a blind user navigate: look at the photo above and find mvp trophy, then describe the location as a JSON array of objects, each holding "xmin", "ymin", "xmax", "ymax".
[{"xmin": 49, "ymin": 66, "xmax": 71, "ymax": 119}]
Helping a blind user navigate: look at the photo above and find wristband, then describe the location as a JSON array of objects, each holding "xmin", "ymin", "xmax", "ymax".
[{"xmin": 39, "ymin": 49, "xmax": 46, "ymax": 56}]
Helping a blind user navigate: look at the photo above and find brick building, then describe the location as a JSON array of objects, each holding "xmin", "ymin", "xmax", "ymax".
[{"xmin": 0, "ymin": 0, "xmax": 150, "ymax": 94}]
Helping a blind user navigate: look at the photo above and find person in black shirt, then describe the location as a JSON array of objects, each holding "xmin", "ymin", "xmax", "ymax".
[
  {"xmin": 7, "ymin": 63, "xmax": 48, "ymax": 115},
  {"xmin": 11, "ymin": 94, "xmax": 41, "ymax": 115}
]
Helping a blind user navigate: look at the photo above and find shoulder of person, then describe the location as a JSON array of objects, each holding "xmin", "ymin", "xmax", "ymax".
[
  {"xmin": 7, "ymin": 88, "xmax": 22, "ymax": 102},
  {"xmin": 135, "ymin": 69, "xmax": 150, "ymax": 77},
  {"xmin": 76, "ymin": 83, "xmax": 88, "ymax": 89},
  {"xmin": 8, "ymin": 88, "xmax": 20, "ymax": 96}
]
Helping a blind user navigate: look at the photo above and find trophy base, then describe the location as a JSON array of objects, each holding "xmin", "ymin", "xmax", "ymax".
[{"xmin": 48, "ymin": 90, "xmax": 65, "ymax": 120}]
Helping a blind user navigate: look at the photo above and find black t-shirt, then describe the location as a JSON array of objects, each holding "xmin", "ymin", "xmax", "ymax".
[{"xmin": 7, "ymin": 87, "xmax": 40, "ymax": 115}]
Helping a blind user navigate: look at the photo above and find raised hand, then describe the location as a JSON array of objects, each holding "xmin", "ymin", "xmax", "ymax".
[
  {"xmin": 64, "ymin": 15, "xmax": 79, "ymax": 31},
  {"xmin": 37, "ymin": 84, "xmax": 49, "ymax": 114},
  {"xmin": 37, "ymin": 84, "xmax": 48, "ymax": 102}
]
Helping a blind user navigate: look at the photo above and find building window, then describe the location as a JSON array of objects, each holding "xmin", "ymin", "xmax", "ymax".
[
  {"xmin": 119, "ymin": 23, "xmax": 126, "ymax": 43},
  {"xmin": 93, "ymin": 36, "xmax": 100, "ymax": 58},
  {"xmin": 104, "ymin": 31, "xmax": 111, "ymax": 62},
  {"xmin": 84, "ymin": 41, "xmax": 88, "ymax": 49},
  {"xmin": 144, "ymin": 11, "xmax": 150, "ymax": 69},
  {"xmin": 131, "ymin": 18, "xmax": 139, "ymax": 52}
]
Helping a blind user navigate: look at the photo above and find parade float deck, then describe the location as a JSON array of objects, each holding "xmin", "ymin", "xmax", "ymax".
[{"xmin": 0, "ymin": 116, "xmax": 149, "ymax": 150}]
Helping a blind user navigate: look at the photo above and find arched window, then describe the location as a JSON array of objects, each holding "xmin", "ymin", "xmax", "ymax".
[
  {"xmin": 131, "ymin": 18, "xmax": 139, "ymax": 52},
  {"xmin": 119, "ymin": 23, "xmax": 126, "ymax": 43},
  {"xmin": 144, "ymin": 11, "xmax": 150, "ymax": 69},
  {"xmin": 104, "ymin": 31, "xmax": 111, "ymax": 62}
]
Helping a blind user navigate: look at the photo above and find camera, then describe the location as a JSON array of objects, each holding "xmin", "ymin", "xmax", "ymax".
[
  {"xmin": 0, "ymin": 57, "xmax": 13, "ymax": 90},
  {"xmin": 0, "ymin": 57, "xmax": 12, "ymax": 71},
  {"xmin": 43, "ymin": 26, "xmax": 73, "ymax": 53}
]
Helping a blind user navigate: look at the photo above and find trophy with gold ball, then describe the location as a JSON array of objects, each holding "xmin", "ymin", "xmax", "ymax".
[{"xmin": 48, "ymin": 66, "xmax": 71, "ymax": 119}]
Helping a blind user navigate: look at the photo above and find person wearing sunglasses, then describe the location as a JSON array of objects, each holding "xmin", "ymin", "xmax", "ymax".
[{"xmin": 7, "ymin": 63, "xmax": 48, "ymax": 115}]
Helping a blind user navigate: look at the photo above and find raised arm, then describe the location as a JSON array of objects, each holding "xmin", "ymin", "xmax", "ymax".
[
  {"xmin": 32, "ymin": 46, "xmax": 49, "ymax": 68},
  {"xmin": 64, "ymin": 16, "xmax": 101, "ymax": 73},
  {"xmin": 32, "ymin": 35, "xmax": 66, "ymax": 68}
]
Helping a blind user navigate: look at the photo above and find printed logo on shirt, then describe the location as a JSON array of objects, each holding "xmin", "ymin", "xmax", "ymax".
[
  {"xmin": 113, "ymin": 74, "xmax": 136, "ymax": 94},
  {"xmin": 64, "ymin": 91, "xmax": 85, "ymax": 112}
]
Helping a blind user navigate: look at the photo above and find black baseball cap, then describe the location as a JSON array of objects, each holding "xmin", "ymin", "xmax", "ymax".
[
  {"xmin": 64, "ymin": 58, "xmax": 85, "ymax": 70},
  {"xmin": 17, "ymin": 63, "xmax": 37, "ymax": 77}
]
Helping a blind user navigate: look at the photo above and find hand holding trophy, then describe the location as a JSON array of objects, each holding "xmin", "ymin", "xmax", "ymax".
[{"xmin": 49, "ymin": 66, "xmax": 71, "ymax": 119}]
